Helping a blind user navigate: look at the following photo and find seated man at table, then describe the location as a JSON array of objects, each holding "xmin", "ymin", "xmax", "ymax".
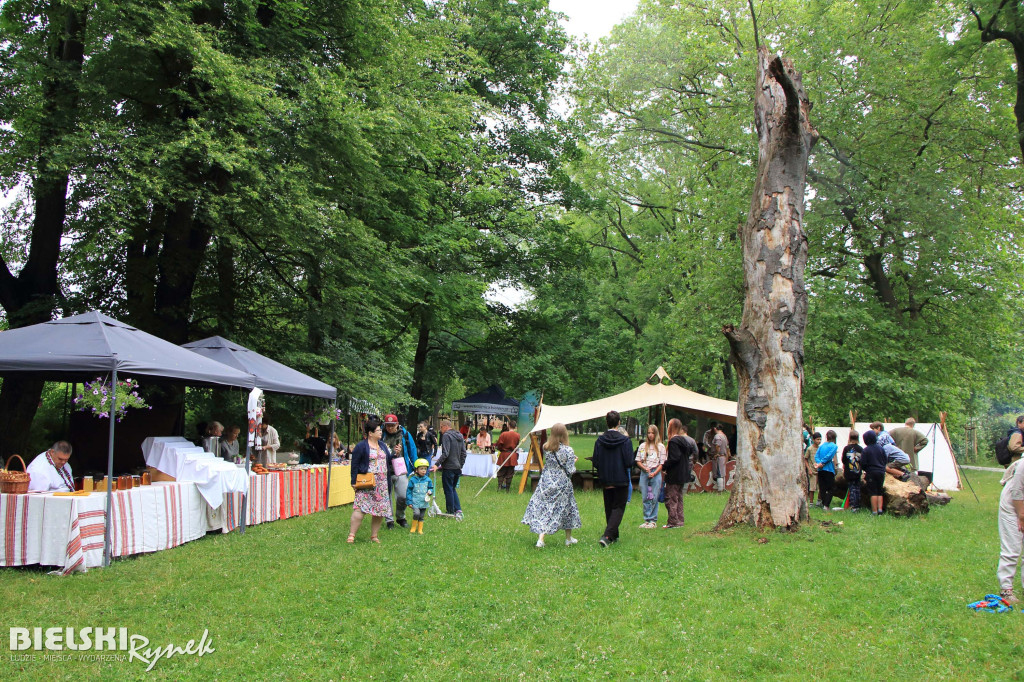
[{"xmin": 27, "ymin": 441, "xmax": 75, "ymax": 492}]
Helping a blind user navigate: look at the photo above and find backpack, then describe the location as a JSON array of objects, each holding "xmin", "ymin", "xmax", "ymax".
[{"xmin": 995, "ymin": 429, "xmax": 1021, "ymax": 467}]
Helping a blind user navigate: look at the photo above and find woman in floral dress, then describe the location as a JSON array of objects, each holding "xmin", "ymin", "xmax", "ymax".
[
  {"xmin": 348, "ymin": 417, "xmax": 393, "ymax": 543},
  {"xmin": 521, "ymin": 423, "xmax": 582, "ymax": 548}
]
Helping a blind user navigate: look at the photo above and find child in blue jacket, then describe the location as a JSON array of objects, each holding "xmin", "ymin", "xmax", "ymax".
[
  {"xmin": 405, "ymin": 459, "xmax": 434, "ymax": 534},
  {"xmin": 814, "ymin": 430, "xmax": 839, "ymax": 509}
]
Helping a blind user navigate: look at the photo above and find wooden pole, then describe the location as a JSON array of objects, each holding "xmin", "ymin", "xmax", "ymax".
[
  {"xmin": 517, "ymin": 433, "xmax": 545, "ymax": 495},
  {"xmin": 941, "ymin": 411, "xmax": 978, "ymax": 502}
]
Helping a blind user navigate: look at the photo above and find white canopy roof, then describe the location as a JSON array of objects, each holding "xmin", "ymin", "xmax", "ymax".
[{"xmin": 531, "ymin": 368, "xmax": 737, "ymax": 433}]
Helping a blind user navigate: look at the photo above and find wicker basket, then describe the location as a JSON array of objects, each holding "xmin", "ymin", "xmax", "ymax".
[{"xmin": 0, "ymin": 454, "xmax": 30, "ymax": 494}]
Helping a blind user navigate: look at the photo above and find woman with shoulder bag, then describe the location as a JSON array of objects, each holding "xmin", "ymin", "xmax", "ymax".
[
  {"xmin": 521, "ymin": 423, "xmax": 582, "ymax": 548},
  {"xmin": 348, "ymin": 416, "xmax": 392, "ymax": 543}
]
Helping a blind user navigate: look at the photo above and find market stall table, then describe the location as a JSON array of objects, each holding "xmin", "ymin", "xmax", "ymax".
[
  {"xmin": 328, "ymin": 464, "xmax": 354, "ymax": 507},
  {"xmin": 461, "ymin": 451, "xmax": 527, "ymax": 478},
  {"xmin": 141, "ymin": 436, "xmax": 249, "ymax": 509},
  {"xmin": 208, "ymin": 472, "xmax": 282, "ymax": 533},
  {"xmin": 1, "ymin": 482, "xmax": 208, "ymax": 575},
  {"xmin": 273, "ymin": 466, "xmax": 329, "ymax": 519}
]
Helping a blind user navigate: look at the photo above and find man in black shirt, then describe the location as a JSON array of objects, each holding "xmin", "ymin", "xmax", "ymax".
[{"xmin": 592, "ymin": 411, "xmax": 635, "ymax": 546}]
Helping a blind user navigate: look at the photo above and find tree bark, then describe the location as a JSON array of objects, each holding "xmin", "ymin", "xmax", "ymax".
[
  {"xmin": 0, "ymin": 6, "xmax": 88, "ymax": 458},
  {"xmin": 215, "ymin": 234, "xmax": 236, "ymax": 337},
  {"xmin": 406, "ymin": 305, "xmax": 433, "ymax": 428},
  {"xmin": 972, "ymin": 2, "xmax": 1024, "ymax": 161},
  {"xmin": 716, "ymin": 49, "xmax": 818, "ymax": 530}
]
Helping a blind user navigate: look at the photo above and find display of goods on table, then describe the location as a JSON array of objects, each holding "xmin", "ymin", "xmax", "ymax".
[{"xmin": 0, "ymin": 455, "xmax": 30, "ymax": 494}]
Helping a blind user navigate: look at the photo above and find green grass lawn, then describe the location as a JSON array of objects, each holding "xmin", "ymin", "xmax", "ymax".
[{"xmin": 2, "ymin": 469, "xmax": 1022, "ymax": 680}]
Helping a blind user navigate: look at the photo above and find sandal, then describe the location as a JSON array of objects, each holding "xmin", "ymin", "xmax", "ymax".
[
  {"xmin": 346, "ymin": 534, "xmax": 355, "ymax": 543},
  {"xmin": 370, "ymin": 536, "xmax": 380, "ymax": 543}
]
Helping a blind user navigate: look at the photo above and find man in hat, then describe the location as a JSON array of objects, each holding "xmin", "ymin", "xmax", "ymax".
[{"xmin": 383, "ymin": 414, "xmax": 417, "ymax": 529}]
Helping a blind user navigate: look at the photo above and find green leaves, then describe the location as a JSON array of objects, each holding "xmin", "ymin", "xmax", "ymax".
[{"xmin": 530, "ymin": 0, "xmax": 1024, "ymax": 427}]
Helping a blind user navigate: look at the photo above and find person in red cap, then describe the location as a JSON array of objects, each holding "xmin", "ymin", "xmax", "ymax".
[{"xmin": 382, "ymin": 413, "xmax": 417, "ymax": 529}]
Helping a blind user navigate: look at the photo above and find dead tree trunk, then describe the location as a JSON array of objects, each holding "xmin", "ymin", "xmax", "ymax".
[{"xmin": 717, "ymin": 49, "xmax": 818, "ymax": 530}]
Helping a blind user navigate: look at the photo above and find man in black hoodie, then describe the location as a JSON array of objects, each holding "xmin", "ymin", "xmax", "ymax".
[{"xmin": 593, "ymin": 411, "xmax": 635, "ymax": 546}]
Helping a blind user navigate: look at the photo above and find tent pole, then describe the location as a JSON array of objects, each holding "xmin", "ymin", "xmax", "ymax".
[
  {"xmin": 103, "ymin": 369, "xmax": 119, "ymax": 568},
  {"xmin": 941, "ymin": 411, "xmax": 978, "ymax": 502},
  {"xmin": 325, "ymin": 399, "xmax": 336, "ymax": 509},
  {"xmin": 241, "ymin": 390, "xmax": 258, "ymax": 535}
]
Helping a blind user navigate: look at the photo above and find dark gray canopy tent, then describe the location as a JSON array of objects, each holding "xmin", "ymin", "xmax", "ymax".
[
  {"xmin": 0, "ymin": 311, "xmax": 255, "ymax": 567},
  {"xmin": 182, "ymin": 336, "xmax": 339, "ymax": 531},
  {"xmin": 451, "ymin": 385, "xmax": 520, "ymax": 416},
  {"xmin": 181, "ymin": 336, "xmax": 337, "ymax": 400}
]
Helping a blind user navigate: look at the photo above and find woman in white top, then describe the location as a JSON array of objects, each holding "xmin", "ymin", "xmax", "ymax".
[
  {"xmin": 635, "ymin": 425, "xmax": 667, "ymax": 528},
  {"xmin": 259, "ymin": 423, "xmax": 280, "ymax": 466}
]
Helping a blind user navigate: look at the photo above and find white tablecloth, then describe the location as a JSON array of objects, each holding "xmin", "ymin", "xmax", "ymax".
[
  {"xmin": 206, "ymin": 473, "xmax": 281, "ymax": 533},
  {"xmin": 461, "ymin": 452, "xmax": 527, "ymax": 478},
  {"xmin": 1, "ymin": 482, "xmax": 208, "ymax": 574},
  {"xmin": 142, "ymin": 436, "xmax": 249, "ymax": 509},
  {"xmin": 141, "ymin": 436, "xmax": 194, "ymax": 474}
]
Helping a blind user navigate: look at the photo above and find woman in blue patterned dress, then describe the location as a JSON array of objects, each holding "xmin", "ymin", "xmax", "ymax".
[
  {"xmin": 348, "ymin": 416, "xmax": 392, "ymax": 543},
  {"xmin": 521, "ymin": 423, "xmax": 582, "ymax": 548}
]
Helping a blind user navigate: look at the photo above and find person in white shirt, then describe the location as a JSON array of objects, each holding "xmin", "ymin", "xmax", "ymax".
[
  {"xmin": 258, "ymin": 422, "xmax": 280, "ymax": 466},
  {"xmin": 26, "ymin": 441, "xmax": 75, "ymax": 492},
  {"xmin": 997, "ymin": 442, "xmax": 1024, "ymax": 605}
]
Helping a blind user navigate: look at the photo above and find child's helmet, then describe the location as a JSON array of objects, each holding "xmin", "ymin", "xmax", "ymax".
[{"xmin": 414, "ymin": 458, "xmax": 429, "ymax": 469}]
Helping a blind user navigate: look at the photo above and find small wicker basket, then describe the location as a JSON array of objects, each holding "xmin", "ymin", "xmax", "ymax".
[{"xmin": 0, "ymin": 454, "xmax": 30, "ymax": 494}]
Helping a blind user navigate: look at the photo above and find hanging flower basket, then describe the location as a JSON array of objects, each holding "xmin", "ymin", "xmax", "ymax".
[
  {"xmin": 304, "ymin": 406, "xmax": 341, "ymax": 428},
  {"xmin": 73, "ymin": 377, "xmax": 150, "ymax": 422}
]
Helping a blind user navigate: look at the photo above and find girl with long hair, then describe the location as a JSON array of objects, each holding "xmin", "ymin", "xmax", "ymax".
[
  {"xmin": 521, "ymin": 423, "xmax": 582, "ymax": 547},
  {"xmin": 636, "ymin": 424, "xmax": 667, "ymax": 528}
]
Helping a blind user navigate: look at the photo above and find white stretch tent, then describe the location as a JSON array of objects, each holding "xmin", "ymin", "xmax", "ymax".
[
  {"xmin": 530, "ymin": 367, "xmax": 737, "ymax": 434},
  {"xmin": 814, "ymin": 422, "xmax": 961, "ymax": 491}
]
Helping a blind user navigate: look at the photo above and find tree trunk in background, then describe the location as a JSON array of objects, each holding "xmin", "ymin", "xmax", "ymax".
[
  {"xmin": 306, "ymin": 253, "xmax": 323, "ymax": 353},
  {"xmin": 0, "ymin": 6, "xmax": 88, "ymax": 458},
  {"xmin": 406, "ymin": 305, "xmax": 432, "ymax": 428},
  {"xmin": 717, "ymin": 49, "xmax": 818, "ymax": 530},
  {"xmin": 215, "ymin": 234, "xmax": 236, "ymax": 337}
]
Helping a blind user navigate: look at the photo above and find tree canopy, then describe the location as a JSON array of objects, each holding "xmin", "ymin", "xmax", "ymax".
[{"xmin": 1, "ymin": 0, "xmax": 1021, "ymax": 453}]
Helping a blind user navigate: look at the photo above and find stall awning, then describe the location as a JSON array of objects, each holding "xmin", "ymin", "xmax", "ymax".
[
  {"xmin": 0, "ymin": 312, "xmax": 255, "ymax": 388},
  {"xmin": 531, "ymin": 367, "xmax": 737, "ymax": 433},
  {"xmin": 182, "ymin": 336, "xmax": 336, "ymax": 400},
  {"xmin": 451, "ymin": 385, "xmax": 520, "ymax": 415}
]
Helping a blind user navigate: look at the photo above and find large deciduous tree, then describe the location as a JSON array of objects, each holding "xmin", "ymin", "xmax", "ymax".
[
  {"xmin": 718, "ymin": 48, "xmax": 817, "ymax": 530},
  {"xmin": 0, "ymin": 1, "xmax": 89, "ymax": 455}
]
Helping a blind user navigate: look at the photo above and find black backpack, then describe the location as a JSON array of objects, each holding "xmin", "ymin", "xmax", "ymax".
[{"xmin": 995, "ymin": 428, "xmax": 1021, "ymax": 467}]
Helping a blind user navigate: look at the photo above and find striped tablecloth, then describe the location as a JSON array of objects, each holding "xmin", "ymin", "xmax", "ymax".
[
  {"xmin": 275, "ymin": 467, "xmax": 328, "ymax": 520},
  {"xmin": 1, "ymin": 482, "xmax": 208, "ymax": 575},
  {"xmin": 210, "ymin": 472, "xmax": 281, "ymax": 533}
]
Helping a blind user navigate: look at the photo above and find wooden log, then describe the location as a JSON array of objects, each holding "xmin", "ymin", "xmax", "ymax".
[{"xmin": 881, "ymin": 473, "xmax": 929, "ymax": 517}]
